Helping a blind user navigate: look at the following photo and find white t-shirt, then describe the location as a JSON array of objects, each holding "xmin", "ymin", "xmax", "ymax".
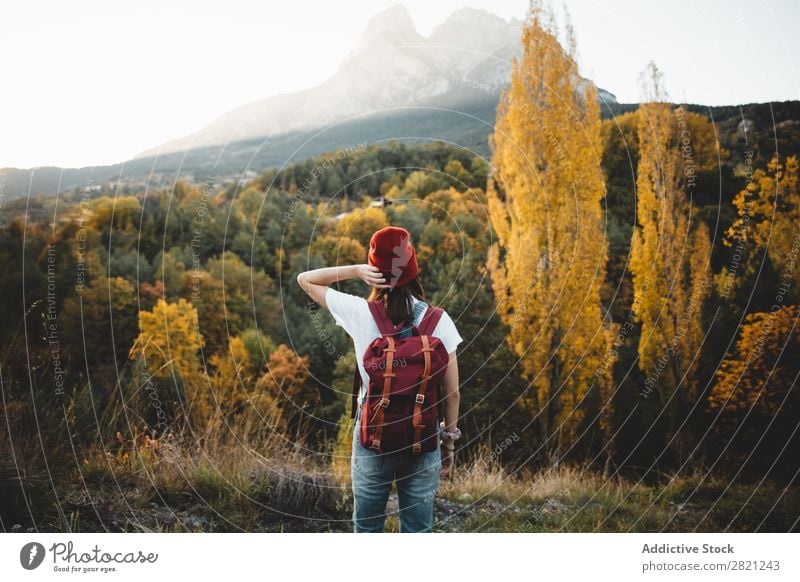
[{"xmin": 325, "ymin": 287, "xmax": 463, "ymax": 402}]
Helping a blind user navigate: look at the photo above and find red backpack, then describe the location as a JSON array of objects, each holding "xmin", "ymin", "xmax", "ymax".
[{"xmin": 350, "ymin": 300, "xmax": 450, "ymax": 454}]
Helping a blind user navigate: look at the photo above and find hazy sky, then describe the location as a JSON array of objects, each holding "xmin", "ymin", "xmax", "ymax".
[{"xmin": 1, "ymin": 0, "xmax": 797, "ymax": 169}]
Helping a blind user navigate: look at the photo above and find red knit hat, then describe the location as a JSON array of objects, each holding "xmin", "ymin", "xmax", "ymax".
[{"xmin": 368, "ymin": 226, "xmax": 419, "ymax": 289}]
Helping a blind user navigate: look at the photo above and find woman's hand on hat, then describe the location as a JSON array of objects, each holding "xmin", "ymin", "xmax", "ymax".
[{"xmin": 357, "ymin": 264, "xmax": 391, "ymax": 289}]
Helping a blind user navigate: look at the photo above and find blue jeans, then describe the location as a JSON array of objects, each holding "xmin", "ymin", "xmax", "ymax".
[{"xmin": 351, "ymin": 410, "xmax": 441, "ymax": 532}]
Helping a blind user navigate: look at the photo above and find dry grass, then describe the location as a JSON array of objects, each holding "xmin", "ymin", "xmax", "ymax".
[
  {"xmin": 6, "ymin": 414, "xmax": 800, "ymax": 533},
  {"xmin": 73, "ymin": 412, "xmax": 348, "ymax": 532},
  {"xmin": 440, "ymin": 444, "xmax": 626, "ymax": 506}
]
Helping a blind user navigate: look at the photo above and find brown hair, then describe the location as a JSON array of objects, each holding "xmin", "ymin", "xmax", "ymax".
[{"xmin": 367, "ymin": 277, "xmax": 429, "ymax": 326}]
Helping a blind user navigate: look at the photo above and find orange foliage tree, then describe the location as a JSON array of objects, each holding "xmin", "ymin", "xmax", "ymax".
[
  {"xmin": 255, "ymin": 344, "xmax": 317, "ymax": 437},
  {"xmin": 708, "ymin": 305, "xmax": 800, "ymax": 417}
]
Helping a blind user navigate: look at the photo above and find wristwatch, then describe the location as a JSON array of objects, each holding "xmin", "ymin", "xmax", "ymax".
[{"xmin": 440, "ymin": 427, "xmax": 462, "ymax": 441}]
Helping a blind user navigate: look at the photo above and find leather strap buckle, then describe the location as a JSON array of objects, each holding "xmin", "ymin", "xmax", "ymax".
[
  {"xmin": 377, "ymin": 397, "xmax": 390, "ymax": 408},
  {"xmin": 415, "ymin": 394, "xmax": 425, "ymax": 404}
]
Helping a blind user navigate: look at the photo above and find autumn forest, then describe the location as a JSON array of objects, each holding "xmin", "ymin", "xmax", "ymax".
[{"xmin": 1, "ymin": 6, "xmax": 799, "ymax": 532}]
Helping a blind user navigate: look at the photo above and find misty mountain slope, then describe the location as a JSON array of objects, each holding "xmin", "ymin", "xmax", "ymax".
[
  {"xmin": 135, "ymin": 6, "xmax": 535, "ymax": 159},
  {"xmin": 11, "ymin": 4, "xmax": 797, "ymax": 202},
  {"xmin": 0, "ymin": 99, "xmax": 499, "ymax": 201},
  {"xmin": 5, "ymin": 100, "xmax": 798, "ymax": 203}
]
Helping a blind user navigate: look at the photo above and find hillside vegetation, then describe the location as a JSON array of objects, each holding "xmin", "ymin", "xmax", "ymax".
[{"xmin": 2, "ymin": 4, "xmax": 799, "ymax": 533}]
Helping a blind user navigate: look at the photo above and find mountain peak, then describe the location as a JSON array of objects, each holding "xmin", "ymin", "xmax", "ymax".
[
  {"xmin": 136, "ymin": 5, "xmax": 615, "ymax": 159},
  {"xmin": 367, "ymin": 4, "xmax": 413, "ymax": 28},
  {"xmin": 355, "ymin": 4, "xmax": 419, "ymax": 51},
  {"xmin": 427, "ymin": 7, "xmax": 521, "ymax": 77},
  {"xmin": 436, "ymin": 7, "xmax": 507, "ymax": 29}
]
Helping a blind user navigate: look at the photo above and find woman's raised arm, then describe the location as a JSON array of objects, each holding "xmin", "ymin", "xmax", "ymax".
[{"xmin": 296, "ymin": 264, "xmax": 390, "ymax": 307}]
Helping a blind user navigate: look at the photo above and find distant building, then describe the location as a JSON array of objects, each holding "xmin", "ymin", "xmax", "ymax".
[{"xmin": 369, "ymin": 196, "xmax": 393, "ymax": 208}]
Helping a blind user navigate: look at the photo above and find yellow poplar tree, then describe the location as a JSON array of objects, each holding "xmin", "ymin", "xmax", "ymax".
[
  {"xmin": 130, "ymin": 298, "xmax": 204, "ymax": 378},
  {"xmin": 208, "ymin": 336, "xmax": 252, "ymax": 419},
  {"xmin": 486, "ymin": 2, "xmax": 616, "ymax": 458},
  {"xmin": 130, "ymin": 298, "xmax": 207, "ymax": 424},
  {"xmin": 630, "ymin": 63, "xmax": 714, "ymax": 460},
  {"xmin": 726, "ymin": 154, "xmax": 800, "ymax": 293}
]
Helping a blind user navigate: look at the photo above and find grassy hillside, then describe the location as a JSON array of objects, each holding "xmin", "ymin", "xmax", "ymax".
[{"xmin": 6, "ymin": 425, "xmax": 796, "ymax": 533}]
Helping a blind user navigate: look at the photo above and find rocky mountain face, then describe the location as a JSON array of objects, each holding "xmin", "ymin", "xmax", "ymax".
[
  {"xmin": 0, "ymin": 5, "xmax": 632, "ymax": 199},
  {"xmin": 137, "ymin": 5, "xmax": 615, "ymax": 158}
]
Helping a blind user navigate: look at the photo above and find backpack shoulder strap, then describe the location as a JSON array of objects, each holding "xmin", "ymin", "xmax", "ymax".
[
  {"xmin": 398, "ymin": 301, "xmax": 427, "ymax": 340},
  {"xmin": 350, "ymin": 364, "xmax": 360, "ymax": 419},
  {"xmin": 412, "ymin": 300, "xmax": 426, "ymax": 323},
  {"xmin": 367, "ymin": 300, "xmax": 401, "ymax": 336},
  {"xmin": 416, "ymin": 305, "xmax": 444, "ymax": 336}
]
